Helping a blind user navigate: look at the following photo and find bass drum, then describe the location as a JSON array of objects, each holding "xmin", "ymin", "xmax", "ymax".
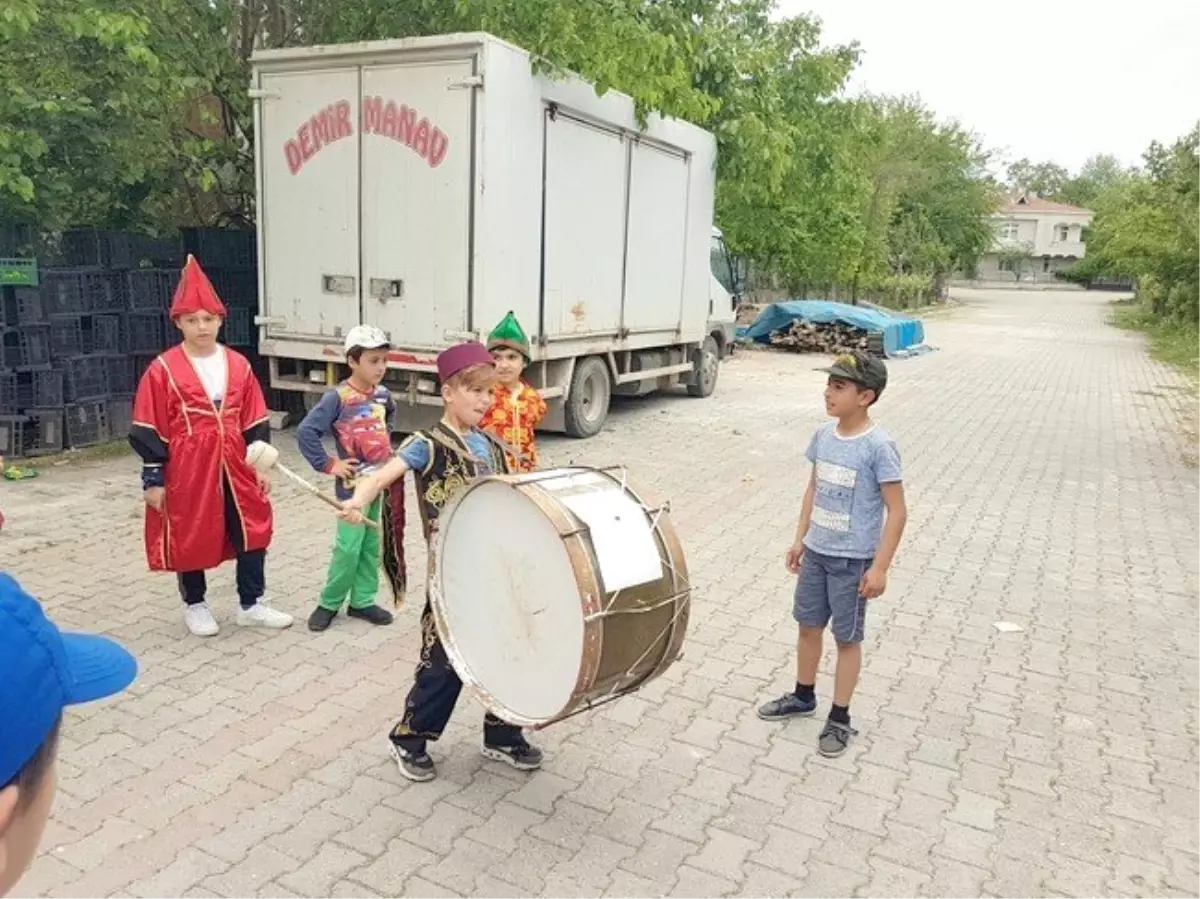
[{"xmin": 430, "ymin": 467, "xmax": 690, "ymax": 727}]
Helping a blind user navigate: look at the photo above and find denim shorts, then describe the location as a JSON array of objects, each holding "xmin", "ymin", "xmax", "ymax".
[{"xmin": 793, "ymin": 549, "xmax": 873, "ymax": 644}]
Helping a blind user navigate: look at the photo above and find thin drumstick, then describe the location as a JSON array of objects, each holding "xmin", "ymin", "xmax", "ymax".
[{"xmin": 275, "ymin": 460, "xmax": 382, "ymax": 532}]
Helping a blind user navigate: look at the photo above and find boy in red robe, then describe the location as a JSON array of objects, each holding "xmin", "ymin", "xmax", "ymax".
[{"xmin": 129, "ymin": 256, "xmax": 293, "ymax": 637}]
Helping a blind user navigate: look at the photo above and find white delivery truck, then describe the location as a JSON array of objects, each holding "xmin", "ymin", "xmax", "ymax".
[{"xmin": 250, "ymin": 32, "xmax": 740, "ymax": 437}]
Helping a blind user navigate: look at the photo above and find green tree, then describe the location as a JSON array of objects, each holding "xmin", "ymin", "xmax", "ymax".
[
  {"xmin": 0, "ymin": 0, "xmax": 196, "ymax": 234},
  {"xmin": 1069, "ymin": 126, "xmax": 1198, "ymax": 323},
  {"xmin": 1060, "ymin": 153, "xmax": 1131, "ymax": 208},
  {"xmin": 1006, "ymin": 157, "xmax": 1069, "ymax": 199},
  {"xmin": 0, "ymin": 0, "xmax": 1002, "ymax": 312},
  {"xmin": 846, "ymin": 97, "xmax": 1000, "ymax": 301}
]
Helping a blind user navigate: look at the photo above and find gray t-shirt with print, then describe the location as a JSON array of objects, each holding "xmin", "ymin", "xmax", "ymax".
[{"xmin": 802, "ymin": 421, "xmax": 903, "ymax": 560}]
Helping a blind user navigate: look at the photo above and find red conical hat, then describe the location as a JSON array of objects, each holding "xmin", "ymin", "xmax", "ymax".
[{"xmin": 169, "ymin": 255, "xmax": 227, "ymax": 319}]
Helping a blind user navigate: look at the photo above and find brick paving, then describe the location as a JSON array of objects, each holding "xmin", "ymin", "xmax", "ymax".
[{"xmin": 5, "ymin": 287, "xmax": 1197, "ymax": 899}]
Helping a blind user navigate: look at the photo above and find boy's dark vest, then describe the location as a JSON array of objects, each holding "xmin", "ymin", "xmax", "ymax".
[{"xmin": 380, "ymin": 422, "xmax": 510, "ymax": 605}]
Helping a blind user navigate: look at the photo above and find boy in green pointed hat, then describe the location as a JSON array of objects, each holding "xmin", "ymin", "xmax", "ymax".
[{"xmin": 479, "ymin": 312, "xmax": 546, "ymax": 472}]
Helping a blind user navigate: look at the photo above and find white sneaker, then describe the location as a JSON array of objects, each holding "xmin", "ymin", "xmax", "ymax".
[
  {"xmin": 184, "ymin": 603, "xmax": 220, "ymax": 637},
  {"xmin": 236, "ymin": 602, "xmax": 294, "ymax": 629}
]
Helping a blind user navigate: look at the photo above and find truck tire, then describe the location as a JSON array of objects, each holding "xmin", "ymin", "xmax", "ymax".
[
  {"xmin": 687, "ymin": 335, "xmax": 720, "ymax": 398},
  {"xmin": 564, "ymin": 356, "xmax": 612, "ymax": 438}
]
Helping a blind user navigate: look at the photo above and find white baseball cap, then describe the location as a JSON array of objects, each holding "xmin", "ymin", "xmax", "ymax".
[{"xmin": 344, "ymin": 325, "xmax": 390, "ymax": 354}]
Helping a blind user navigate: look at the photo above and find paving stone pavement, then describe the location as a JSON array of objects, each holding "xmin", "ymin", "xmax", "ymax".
[{"xmin": 4, "ymin": 288, "xmax": 1198, "ymax": 899}]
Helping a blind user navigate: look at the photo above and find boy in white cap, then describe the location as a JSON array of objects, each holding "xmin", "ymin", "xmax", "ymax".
[
  {"xmin": 0, "ymin": 572, "xmax": 137, "ymax": 896},
  {"xmin": 297, "ymin": 324, "xmax": 397, "ymax": 631}
]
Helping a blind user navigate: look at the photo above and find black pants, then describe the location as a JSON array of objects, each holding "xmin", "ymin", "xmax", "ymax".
[
  {"xmin": 178, "ymin": 477, "xmax": 265, "ymax": 609},
  {"xmin": 390, "ymin": 602, "xmax": 522, "ymax": 752}
]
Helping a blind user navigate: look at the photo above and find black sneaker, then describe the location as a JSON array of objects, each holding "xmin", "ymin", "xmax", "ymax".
[
  {"xmin": 818, "ymin": 719, "xmax": 858, "ymax": 757},
  {"xmin": 347, "ymin": 604, "xmax": 394, "ymax": 626},
  {"xmin": 482, "ymin": 739, "xmax": 543, "ymax": 771},
  {"xmin": 757, "ymin": 692, "xmax": 818, "ymax": 721},
  {"xmin": 307, "ymin": 606, "xmax": 337, "ymax": 632},
  {"xmin": 389, "ymin": 741, "xmax": 436, "ymax": 782}
]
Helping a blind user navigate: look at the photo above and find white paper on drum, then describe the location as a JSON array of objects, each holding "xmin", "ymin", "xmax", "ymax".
[{"xmin": 560, "ymin": 489, "xmax": 663, "ymax": 592}]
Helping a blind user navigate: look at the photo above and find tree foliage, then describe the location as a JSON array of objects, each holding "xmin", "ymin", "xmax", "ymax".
[
  {"xmin": 1068, "ymin": 127, "xmax": 1198, "ymax": 324},
  {"xmin": 1006, "ymin": 158, "xmax": 1070, "ymax": 199},
  {"xmin": 1, "ymin": 0, "xmax": 1001, "ymax": 304}
]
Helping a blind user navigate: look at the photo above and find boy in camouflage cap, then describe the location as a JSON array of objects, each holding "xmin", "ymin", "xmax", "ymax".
[{"xmin": 757, "ymin": 350, "xmax": 908, "ymax": 757}]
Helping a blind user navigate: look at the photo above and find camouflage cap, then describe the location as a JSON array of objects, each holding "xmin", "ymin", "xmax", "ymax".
[{"xmin": 816, "ymin": 350, "xmax": 888, "ymax": 395}]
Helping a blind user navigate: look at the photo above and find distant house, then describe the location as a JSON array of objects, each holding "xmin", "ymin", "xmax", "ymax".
[{"xmin": 976, "ymin": 194, "xmax": 1094, "ymax": 282}]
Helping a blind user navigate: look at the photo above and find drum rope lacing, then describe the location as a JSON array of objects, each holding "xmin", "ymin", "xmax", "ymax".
[{"xmin": 584, "ymin": 467, "xmax": 692, "ymax": 700}]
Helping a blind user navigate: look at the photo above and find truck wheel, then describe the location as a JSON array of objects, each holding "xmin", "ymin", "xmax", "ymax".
[
  {"xmin": 564, "ymin": 357, "xmax": 612, "ymax": 438},
  {"xmin": 687, "ymin": 336, "xmax": 720, "ymax": 398}
]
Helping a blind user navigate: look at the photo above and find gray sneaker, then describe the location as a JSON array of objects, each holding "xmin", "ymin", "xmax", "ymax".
[
  {"xmin": 818, "ymin": 719, "xmax": 858, "ymax": 757},
  {"xmin": 757, "ymin": 692, "xmax": 817, "ymax": 721},
  {"xmin": 389, "ymin": 741, "xmax": 436, "ymax": 782}
]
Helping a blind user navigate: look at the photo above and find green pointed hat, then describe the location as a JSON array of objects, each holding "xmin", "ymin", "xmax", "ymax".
[{"xmin": 487, "ymin": 311, "xmax": 530, "ymax": 358}]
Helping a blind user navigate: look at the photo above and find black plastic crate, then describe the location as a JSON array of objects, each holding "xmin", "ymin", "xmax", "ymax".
[
  {"xmin": 0, "ymin": 415, "xmax": 26, "ymax": 456},
  {"xmin": 29, "ymin": 368, "xmax": 64, "ymax": 407},
  {"xmin": 109, "ymin": 233, "xmax": 182, "ymax": 270},
  {"xmin": 52, "ymin": 314, "xmax": 122, "ymax": 356},
  {"xmin": 12, "ymin": 408, "xmax": 65, "ymax": 456},
  {"xmin": 208, "ymin": 268, "xmax": 258, "ymax": 307},
  {"xmin": 1, "ymin": 287, "xmax": 48, "ymax": 326},
  {"xmin": 92, "ymin": 314, "xmax": 123, "ymax": 353},
  {"xmin": 60, "ymin": 355, "xmax": 109, "ymax": 402},
  {"xmin": 49, "ymin": 315, "xmax": 84, "ymax": 356},
  {"xmin": 65, "ymin": 401, "xmax": 110, "ymax": 448},
  {"xmin": 59, "ymin": 229, "xmax": 113, "ymax": 267},
  {"xmin": 1, "ymin": 326, "xmax": 52, "ymax": 369},
  {"xmin": 106, "ymin": 355, "xmax": 139, "ymax": 395},
  {"xmin": 0, "ymin": 372, "xmax": 18, "ymax": 414},
  {"xmin": 181, "ymin": 228, "xmax": 256, "ymax": 269},
  {"xmin": 222, "ymin": 307, "xmax": 254, "ymax": 346},
  {"xmin": 108, "ymin": 395, "xmax": 133, "ymax": 439},
  {"xmin": 124, "ymin": 311, "xmax": 169, "ymax": 354},
  {"xmin": 126, "ymin": 269, "xmax": 176, "ymax": 310},
  {"xmin": 1, "ymin": 369, "xmax": 64, "ymax": 413},
  {"xmin": 41, "ymin": 269, "xmax": 121, "ymax": 314}
]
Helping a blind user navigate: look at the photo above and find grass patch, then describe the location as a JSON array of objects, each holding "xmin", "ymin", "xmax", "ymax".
[{"xmin": 1110, "ymin": 301, "xmax": 1199, "ymax": 379}]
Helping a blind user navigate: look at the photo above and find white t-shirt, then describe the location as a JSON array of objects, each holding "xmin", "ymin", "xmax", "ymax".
[{"xmin": 189, "ymin": 346, "xmax": 227, "ymax": 403}]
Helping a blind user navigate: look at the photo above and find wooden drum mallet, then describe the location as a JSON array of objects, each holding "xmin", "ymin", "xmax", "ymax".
[{"xmin": 245, "ymin": 441, "xmax": 380, "ymax": 531}]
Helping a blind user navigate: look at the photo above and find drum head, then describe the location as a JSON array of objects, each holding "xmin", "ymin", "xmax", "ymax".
[{"xmin": 435, "ymin": 479, "xmax": 585, "ymax": 724}]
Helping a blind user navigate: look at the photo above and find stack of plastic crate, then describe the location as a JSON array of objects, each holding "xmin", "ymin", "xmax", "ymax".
[
  {"xmin": 57, "ymin": 230, "xmax": 181, "ymax": 448},
  {"xmin": 1, "ymin": 227, "xmax": 270, "ymax": 457},
  {"xmin": 182, "ymin": 229, "xmax": 259, "ymax": 352},
  {"xmin": 1, "ymin": 271, "xmax": 66, "ymax": 457}
]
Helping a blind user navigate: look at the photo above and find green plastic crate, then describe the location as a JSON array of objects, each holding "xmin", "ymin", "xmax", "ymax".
[{"xmin": 0, "ymin": 258, "xmax": 38, "ymax": 287}]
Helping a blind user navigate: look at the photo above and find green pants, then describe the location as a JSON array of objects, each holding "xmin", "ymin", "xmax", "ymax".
[{"xmin": 319, "ymin": 496, "xmax": 382, "ymax": 611}]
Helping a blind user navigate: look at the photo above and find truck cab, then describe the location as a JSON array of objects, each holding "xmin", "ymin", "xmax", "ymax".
[{"xmin": 707, "ymin": 226, "xmax": 739, "ymax": 359}]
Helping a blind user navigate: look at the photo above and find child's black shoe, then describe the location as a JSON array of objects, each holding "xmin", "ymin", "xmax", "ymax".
[
  {"xmin": 482, "ymin": 739, "xmax": 543, "ymax": 771},
  {"xmin": 347, "ymin": 604, "xmax": 394, "ymax": 626},
  {"xmin": 307, "ymin": 606, "xmax": 337, "ymax": 632}
]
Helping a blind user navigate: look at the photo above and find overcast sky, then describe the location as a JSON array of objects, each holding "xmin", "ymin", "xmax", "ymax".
[{"xmin": 776, "ymin": 0, "xmax": 1200, "ymax": 174}]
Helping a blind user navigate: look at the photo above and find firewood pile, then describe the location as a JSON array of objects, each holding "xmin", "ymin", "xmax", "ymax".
[{"xmin": 769, "ymin": 320, "xmax": 873, "ymax": 355}]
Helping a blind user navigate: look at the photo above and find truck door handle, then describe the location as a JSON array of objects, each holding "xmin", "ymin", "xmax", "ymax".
[
  {"xmin": 322, "ymin": 274, "xmax": 356, "ymax": 295},
  {"xmin": 370, "ymin": 278, "xmax": 404, "ymax": 301}
]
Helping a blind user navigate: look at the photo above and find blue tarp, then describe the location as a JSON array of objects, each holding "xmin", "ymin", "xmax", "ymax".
[{"xmin": 739, "ymin": 300, "xmax": 927, "ymax": 358}]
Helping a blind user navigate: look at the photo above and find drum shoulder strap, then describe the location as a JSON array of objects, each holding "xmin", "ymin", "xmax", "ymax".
[{"xmin": 427, "ymin": 422, "xmax": 516, "ymax": 475}]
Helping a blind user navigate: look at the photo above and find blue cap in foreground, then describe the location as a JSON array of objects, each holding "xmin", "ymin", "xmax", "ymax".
[{"xmin": 0, "ymin": 572, "xmax": 138, "ymax": 786}]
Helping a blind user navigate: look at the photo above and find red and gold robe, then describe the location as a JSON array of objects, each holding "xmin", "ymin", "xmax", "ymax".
[
  {"xmin": 479, "ymin": 381, "xmax": 547, "ymax": 473},
  {"xmin": 129, "ymin": 346, "xmax": 273, "ymax": 572}
]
